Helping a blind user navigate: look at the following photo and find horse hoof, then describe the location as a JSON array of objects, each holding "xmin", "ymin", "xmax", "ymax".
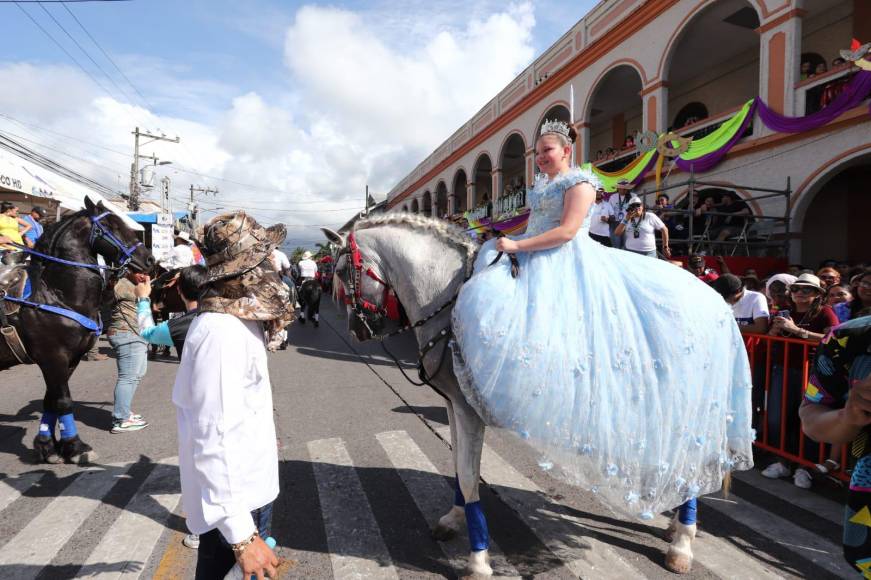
[
  {"xmin": 68, "ymin": 449, "xmax": 98, "ymax": 465},
  {"xmin": 33, "ymin": 435, "xmax": 61, "ymax": 464},
  {"xmin": 431, "ymin": 524, "xmax": 458, "ymax": 542},
  {"xmin": 665, "ymin": 549, "xmax": 693, "ymax": 574}
]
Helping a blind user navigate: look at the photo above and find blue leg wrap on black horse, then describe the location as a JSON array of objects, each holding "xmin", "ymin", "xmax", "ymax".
[
  {"xmin": 58, "ymin": 413, "xmax": 78, "ymax": 440},
  {"xmin": 464, "ymin": 501, "xmax": 490, "ymax": 552},
  {"xmin": 38, "ymin": 412, "xmax": 58, "ymax": 439}
]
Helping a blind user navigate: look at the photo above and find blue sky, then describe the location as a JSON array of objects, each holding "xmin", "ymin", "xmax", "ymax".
[{"xmin": 0, "ymin": 0, "xmax": 597, "ymax": 247}]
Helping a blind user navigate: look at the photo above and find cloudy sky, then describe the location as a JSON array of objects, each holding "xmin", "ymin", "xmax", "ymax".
[{"xmin": 0, "ymin": 0, "xmax": 596, "ymax": 248}]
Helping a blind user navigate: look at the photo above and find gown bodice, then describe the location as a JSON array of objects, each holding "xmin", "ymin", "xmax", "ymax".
[{"xmin": 525, "ymin": 168, "xmax": 599, "ymax": 236}]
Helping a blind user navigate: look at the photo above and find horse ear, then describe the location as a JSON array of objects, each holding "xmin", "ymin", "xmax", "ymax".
[
  {"xmin": 321, "ymin": 227, "xmax": 345, "ymax": 247},
  {"xmin": 96, "ymin": 200, "xmax": 106, "ymax": 211},
  {"xmin": 84, "ymin": 196, "xmax": 96, "ymax": 214}
]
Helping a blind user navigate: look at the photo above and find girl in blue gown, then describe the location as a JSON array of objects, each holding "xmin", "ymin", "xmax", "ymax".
[{"xmin": 451, "ymin": 120, "xmax": 754, "ymax": 521}]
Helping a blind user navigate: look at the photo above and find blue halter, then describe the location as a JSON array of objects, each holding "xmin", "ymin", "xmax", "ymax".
[{"xmin": 0, "ymin": 211, "xmax": 141, "ymax": 334}]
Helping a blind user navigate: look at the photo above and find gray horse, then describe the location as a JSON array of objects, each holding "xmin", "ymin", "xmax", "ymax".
[{"xmin": 323, "ymin": 213, "xmax": 700, "ymax": 577}]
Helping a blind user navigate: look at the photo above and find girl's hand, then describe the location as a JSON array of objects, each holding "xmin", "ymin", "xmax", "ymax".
[
  {"xmin": 496, "ymin": 237, "xmax": 520, "ymax": 253},
  {"xmin": 779, "ymin": 317, "xmax": 799, "ymax": 334},
  {"xmin": 134, "ymin": 276, "xmax": 152, "ymax": 299}
]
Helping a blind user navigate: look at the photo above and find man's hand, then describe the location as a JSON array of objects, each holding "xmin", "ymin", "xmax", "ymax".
[
  {"xmin": 134, "ymin": 276, "xmax": 152, "ymax": 299},
  {"xmin": 663, "ymin": 246, "xmax": 672, "ymax": 258},
  {"xmin": 844, "ymin": 375, "xmax": 871, "ymax": 428},
  {"xmin": 237, "ymin": 536, "xmax": 279, "ymax": 580},
  {"xmin": 496, "ymin": 237, "xmax": 520, "ymax": 253}
]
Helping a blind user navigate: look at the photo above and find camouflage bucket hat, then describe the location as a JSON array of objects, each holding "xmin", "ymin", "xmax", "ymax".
[{"xmin": 201, "ymin": 211, "xmax": 286, "ymax": 283}]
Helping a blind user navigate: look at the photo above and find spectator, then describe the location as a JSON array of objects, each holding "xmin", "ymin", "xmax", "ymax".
[
  {"xmin": 842, "ymin": 269, "xmax": 871, "ymax": 322},
  {"xmin": 814, "ymin": 62, "xmax": 828, "ymax": 76},
  {"xmin": 762, "ymin": 273, "xmax": 839, "ymax": 488},
  {"xmin": 0, "ymin": 202, "xmax": 30, "ymax": 254},
  {"xmin": 588, "ymin": 188, "xmax": 613, "ymax": 246},
  {"xmin": 20, "ymin": 206, "xmax": 46, "ymax": 248},
  {"xmin": 134, "ymin": 265, "xmax": 207, "ymax": 357},
  {"xmin": 692, "ymin": 195, "xmax": 718, "ymax": 237},
  {"xmin": 176, "ymin": 211, "xmax": 290, "ymax": 578},
  {"xmin": 766, "ymin": 273, "xmax": 797, "ymax": 315},
  {"xmin": 828, "ymin": 283, "xmax": 853, "ymax": 307},
  {"xmin": 687, "ymin": 254, "xmax": 719, "ymax": 283},
  {"xmin": 160, "ymin": 231, "xmax": 196, "ymax": 271},
  {"xmin": 608, "ymin": 180, "xmax": 634, "ymax": 249},
  {"xmin": 711, "ymin": 273, "xmax": 769, "ymax": 335},
  {"xmin": 787, "ymin": 264, "xmax": 804, "ymax": 276},
  {"xmin": 712, "ymin": 192, "xmax": 751, "ymax": 242},
  {"xmin": 832, "ymin": 56, "xmax": 847, "ymax": 68},
  {"xmin": 595, "ymin": 150, "xmax": 604, "ymax": 161},
  {"xmin": 107, "ymin": 271, "xmax": 150, "ymax": 433},
  {"xmin": 817, "ymin": 266, "xmax": 841, "ymax": 289},
  {"xmin": 836, "ymin": 261, "xmax": 852, "ymax": 278},
  {"xmin": 800, "ymin": 61, "xmax": 812, "ymax": 81},
  {"xmin": 298, "ymin": 250, "xmax": 318, "ymax": 281},
  {"xmin": 614, "ymin": 196, "xmax": 671, "ymax": 258},
  {"xmin": 270, "ymin": 247, "xmax": 291, "ymax": 277},
  {"xmin": 798, "ymin": 315, "xmax": 871, "ymax": 574}
]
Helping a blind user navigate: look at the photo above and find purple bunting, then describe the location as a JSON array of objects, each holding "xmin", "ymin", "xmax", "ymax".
[{"xmin": 756, "ymin": 70, "xmax": 871, "ymax": 133}]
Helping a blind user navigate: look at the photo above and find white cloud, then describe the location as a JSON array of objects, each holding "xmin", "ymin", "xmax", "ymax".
[{"xmin": 0, "ymin": 1, "xmax": 537, "ymax": 245}]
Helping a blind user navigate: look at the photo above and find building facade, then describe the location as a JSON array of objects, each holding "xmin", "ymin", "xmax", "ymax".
[{"xmin": 386, "ymin": 0, "xmax": 870, "ymax": 265}]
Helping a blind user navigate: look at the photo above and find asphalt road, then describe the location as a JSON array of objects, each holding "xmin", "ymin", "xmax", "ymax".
[{"xmin": 0, "ymin": 301, "xmax": 854, "ymax": 578}]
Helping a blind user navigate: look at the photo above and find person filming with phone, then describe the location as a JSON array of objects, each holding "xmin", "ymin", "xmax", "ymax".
[{"xmin": 614, "ymin": 196, "xmax": 671, "ymax": 258}]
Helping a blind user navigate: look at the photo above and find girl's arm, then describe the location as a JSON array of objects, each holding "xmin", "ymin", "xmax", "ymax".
[
  {"xmin": 498, "ymin": 181, "xmax": 595, "ymax": 253},
  {"xmin": 17, "ymin": 218, "xmax": 31, "ymax": 235},
  {"xmin": 136, "ymin": 298, "xmax": 174, "ymax": 347}
]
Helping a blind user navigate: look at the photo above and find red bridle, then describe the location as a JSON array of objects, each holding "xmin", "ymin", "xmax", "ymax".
[{"xmin": 339, "ymin": 231, "xmax": 402, "ymax": 322}]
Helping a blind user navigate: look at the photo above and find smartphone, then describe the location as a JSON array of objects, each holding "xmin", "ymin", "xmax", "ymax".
[{"xmin": 775, "ymin": 309, "xmax": 790, "ymax": 319}]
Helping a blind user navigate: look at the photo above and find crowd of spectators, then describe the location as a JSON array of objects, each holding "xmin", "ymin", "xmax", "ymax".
[{"xmin": 703, "ymin": 259, "xmax": 871, "ymax": 490}]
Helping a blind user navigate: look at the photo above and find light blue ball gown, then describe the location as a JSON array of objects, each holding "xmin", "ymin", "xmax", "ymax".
[{"xmin": 451, "ymin": 167, "xmax": 754, "ymax": 520}]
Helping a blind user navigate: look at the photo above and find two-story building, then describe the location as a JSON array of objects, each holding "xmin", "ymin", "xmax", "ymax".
[{"xmin": 385, "ymin": 0, "xmax": 870, "ymax": 265}]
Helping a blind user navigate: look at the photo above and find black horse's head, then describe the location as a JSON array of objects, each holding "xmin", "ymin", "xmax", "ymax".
[{"xmin": 84, "ymin": 196, "xmax": 155, "ymax": 273}]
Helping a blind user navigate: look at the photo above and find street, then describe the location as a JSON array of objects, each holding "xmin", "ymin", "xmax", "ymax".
[{"xmin": 0, "ymin": 301, "xmax": 854, "ymax": 579}]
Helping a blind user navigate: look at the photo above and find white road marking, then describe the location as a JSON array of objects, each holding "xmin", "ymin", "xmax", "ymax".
[
  {"xmin": 308, "ymin": 437, "xmax": 399, "ymax": 580},
  {"xmin": 0, "ymin": 471, "xmax": 44, "ymax": 512}
]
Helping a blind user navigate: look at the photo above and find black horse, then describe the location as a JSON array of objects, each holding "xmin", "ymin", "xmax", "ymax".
[
  {"xmin": 0, "ymin": 197, "xmax": 154, "ymax": 463},
  {"xmin": 298, "ymin": 278, "xmax": 322, "ymax": 327}
]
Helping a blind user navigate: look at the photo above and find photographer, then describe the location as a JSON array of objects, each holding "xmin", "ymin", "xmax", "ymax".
[{"xmin": 614, "ymin": 196, "xmax": 670, "ymax": 258}]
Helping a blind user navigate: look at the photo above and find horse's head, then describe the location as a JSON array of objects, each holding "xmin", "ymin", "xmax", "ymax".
[
  {"xmin": 323, "ymin": 227, "xmax": 395, "ymax": 341},
  {"xmin": 84, "ymin": 197, "xmax": 155, "ymax": 273}
]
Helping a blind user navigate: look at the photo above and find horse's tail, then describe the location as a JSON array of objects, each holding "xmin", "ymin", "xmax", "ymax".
[{"xmin": 722, "ymin": 471, "xmax": 732, "ymax": 499}]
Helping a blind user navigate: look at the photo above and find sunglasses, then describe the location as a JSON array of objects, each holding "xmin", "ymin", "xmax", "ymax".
[{"xmin": 790, "ymin": 286, "xmax": 819, "ymax": 295}]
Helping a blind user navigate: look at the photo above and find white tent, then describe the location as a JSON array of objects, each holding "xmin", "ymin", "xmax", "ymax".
[{"xmin": 0, "ymin": 151, "xmax": 142, "ymax": 231}]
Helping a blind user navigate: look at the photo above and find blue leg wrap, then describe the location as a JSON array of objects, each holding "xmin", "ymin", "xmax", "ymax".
[
  {"xmin": 464, "ymin": 501, "xmax": 490, "ymax": 552},
  {"xmin": 38, "ymin": 412, "xmax": 58, "ymax": 439},
  {"xmin": 678, "ymin": 498, "xmax": 697, "ymax": 526},
  {"xmin": 454, "ymin": 477, "xmax": 466, "ymax": 507},
  {"xmin": 57, "ymin": 413, "xmax": 78, "ymax": 440}
]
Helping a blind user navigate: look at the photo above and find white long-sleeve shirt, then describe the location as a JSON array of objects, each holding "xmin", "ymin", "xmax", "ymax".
[
  {"xmin": 172, "ymin": 312, "xmax": 279, "ymax": 543},
  {"xmin": 298, "ymin": 258, "xmax": 317, "ymax": 278}
]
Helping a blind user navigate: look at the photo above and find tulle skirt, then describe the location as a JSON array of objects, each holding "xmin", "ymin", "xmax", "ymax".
[{"xmin": 451, "ymin": 230, "xmax": 754, "ymax": 520}]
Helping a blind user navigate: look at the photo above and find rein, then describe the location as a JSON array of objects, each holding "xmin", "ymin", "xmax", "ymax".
[{"xmin": 338, "ymin": 229, "xmax": 509, "ymax": 388}]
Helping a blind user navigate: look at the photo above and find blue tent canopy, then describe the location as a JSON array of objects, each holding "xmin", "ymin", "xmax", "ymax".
[{"xmin": 128, "ymin": 211, "xmax": 189, "ymax": 224}]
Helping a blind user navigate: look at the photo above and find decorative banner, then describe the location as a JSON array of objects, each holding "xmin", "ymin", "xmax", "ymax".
[
  {"xmin": 675, "ymin": 99, "xmax": 757, "ymax": 173},
  {"xmin": 583, "ymin": 148, "xmax": 659, "ymax": 192},
  {"xmin": 755, "ymin": 70, "xmax": 871, "ymax": 134},
  {"xmin": 463, "ymin": 210, "xmax": 530, "ymax": 237}
]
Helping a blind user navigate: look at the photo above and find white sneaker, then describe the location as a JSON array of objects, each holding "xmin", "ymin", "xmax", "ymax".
[
  {"xmin": 793, "ymin": 468, "xmax": 813, "ymax": 489},
  {"xmin": 761, "ymin": 462, "xmax": 791, "ymax": 479},
  {"xmin": 182, "ymin": 533, "xmax": 199, "ymax": 549}
]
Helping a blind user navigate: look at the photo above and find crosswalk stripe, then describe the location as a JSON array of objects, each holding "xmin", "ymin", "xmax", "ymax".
[
  {"xmin": 700, "ymin": 492, "xmax": 855, "ymax": 576},
  {"xmin": 0, "ymin": 472, "xmax": 44, "ymax": 512},
  {"xmin": 81, "ymin": 458, "xmax": 181, "ymax": 579},
  {"xmin": 375, "ymin": 430, "xmax": 521, "ymax": 578},
  {"xmin": 734, "ymin": 468, "xmax": 843, "ymax": 525},
  {"xmin": 0, "ymin": 462, "xmax": 132, "ymax": 579},
  {"xmin": 308, "ymin": 437, "xmax": 399, "ymax": 580},
  {"xmin": 474, "ymin": 438, "xmax": 643, "ymax": 578}
]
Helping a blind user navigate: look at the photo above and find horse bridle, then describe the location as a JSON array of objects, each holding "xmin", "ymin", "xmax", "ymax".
[
  {"xmin": 88, "ymin": 211, "xmax": 143, "ymax": 273},
  {"xmin": 337, "ymin": 230, "xmax": 475, "ymax": 385}
]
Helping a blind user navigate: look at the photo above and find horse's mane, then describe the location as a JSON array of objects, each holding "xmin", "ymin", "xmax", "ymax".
[
  {"xmin": 34, "ymin": 209, "xmax": 88, "ymax": 254},
  {"xmin": 354, "ymin": 213, "xmax": 477, "ymax": 264}
]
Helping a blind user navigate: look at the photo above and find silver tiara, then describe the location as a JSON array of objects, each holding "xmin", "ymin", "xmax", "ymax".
[{"xmin": 540, "ymin": 118, "xmax": 571, "ymax": 138}]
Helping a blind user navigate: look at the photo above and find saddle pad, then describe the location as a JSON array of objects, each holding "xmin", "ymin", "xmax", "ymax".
[{"xmin": 0, "ymin": 266, "xmax": 29, "ymax": 316}]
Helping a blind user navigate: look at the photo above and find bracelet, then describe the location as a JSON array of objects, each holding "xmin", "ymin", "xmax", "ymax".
[{"xmin": 231, "ymin": 531, "xmax": 259, "ymax": 556}]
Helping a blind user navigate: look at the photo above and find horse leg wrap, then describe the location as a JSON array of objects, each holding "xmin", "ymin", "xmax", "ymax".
[
  {"xmin": 38, "ymin": 412, "xmax": 58, "ymax": 439},
  {"xmin": 678, "ymin": 498, "xmax": 697, "ymax": 526},
  {"xmin": 313, "ymin": 313, "xmax": 319, "ymax": 322},
  {"xmin": 464, "ymin": 501, "xmax": 490, "ymax": 552},
  {"xmin": 454, "ymin": 477, "xmax": 466, "ymax": 507},
  {"xmin": 57, "ymin": 413, "xmax": 78, "ymax": 440}
]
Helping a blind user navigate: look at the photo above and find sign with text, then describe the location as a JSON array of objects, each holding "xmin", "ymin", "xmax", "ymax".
[{"xmin": 151, "ymin": 222, "xmax": 174, "ymax": 262}]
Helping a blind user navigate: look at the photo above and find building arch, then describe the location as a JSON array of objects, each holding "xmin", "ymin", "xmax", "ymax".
[
  {"xmin": 452, "ymin": 168, "xmax": 469, "ymax": 214},
  {"xmin": 499, "ymin": 132, "xmax": 527, "ymax": 202},
  {"xmin": 581, "ymin": 61, "xmax": 648, "ymax": 123},
  {"xmin": 584, "ymin": 64, "xmax": 644, "ymax": 165},
  {"xmin": 411, "ymin": 198, "xmax": 419, "ymax": 213},
  {"xmin": 435, "ymin": 180, "xmax": 449, "ymax": 218},
  {"xmin": 422, "ymin": 190, "xmax": 433, "ymax": 216},
  {"xmin": 472, "ymin": 153, "xmax": 493, "ymax": 209}
]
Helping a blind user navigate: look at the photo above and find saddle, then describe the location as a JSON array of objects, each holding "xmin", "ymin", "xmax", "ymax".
[{"xmin": 0, "ymin": 263, "xmax": 33, "ymax": 364}]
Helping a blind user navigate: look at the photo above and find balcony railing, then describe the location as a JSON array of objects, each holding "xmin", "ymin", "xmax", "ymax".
[
  {"xmin": 676, "ymin": 105, "xmax": 753, "ymax": 142},
  {"xmin": 795, "ymin": 65, "xmax": 855, "ymax": 116},
  {"xmin": 593, "ymin": 148, "xmax": 639, "ymax": 172},
  {"xmin": 495, "ymin": 188, "xmax": 526, "ymax": 217}
]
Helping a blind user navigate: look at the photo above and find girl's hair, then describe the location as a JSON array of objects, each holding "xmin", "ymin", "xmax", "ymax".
[
  {"xmin": 0, "ymin": 201, "xmax": 15, "ymax": 214},
  {"xmin": 539, "ymin": 126, "xmax": 578, "ymax": 148}
]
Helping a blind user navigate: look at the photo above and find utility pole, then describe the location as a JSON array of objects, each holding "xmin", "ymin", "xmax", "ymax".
[
  {"xmin": 364, "ymin": 184, "xmax": 369, "ymax": 217},
  {"xmin": 129, "ymin": 127, "xmax": 180, "ymax": 211},
  {"xmin": 188, "ymin": 184, "xmax": 219, "ymax": 229}
]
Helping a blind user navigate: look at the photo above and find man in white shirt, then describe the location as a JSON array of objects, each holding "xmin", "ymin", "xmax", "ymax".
[
  {"xmin": 297, "ymin": 250, "xmax": 318, "ymax": 280},
  {"xmin": 614, "ymin": 196, "xmax": 671, "ymax": 258},
  {"xmin": 270, "ymin": 247, "xmax": 291, "ymax": 275},
  {"xmin": 608, "ymin": 180, "xmax": 634, "ymax": 249},
  {"xmin": 176, "ymin": 211, "xmax": 293, "ymax": 579},
  {"xmin": 160, "ymin": 231, "xmax": 196, "ymax": 270},
  {"xmin": 588, "ymin": 187, "xmax": 613, "ymax": 246},
  {"xmin": 711, "ymin": 273, "xmax": 770, "ymax": 335}
]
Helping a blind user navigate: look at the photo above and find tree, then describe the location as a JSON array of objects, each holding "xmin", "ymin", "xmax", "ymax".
[{"xmin": 290, "ymin": 247, "xmax": 306, "ymax": 263}]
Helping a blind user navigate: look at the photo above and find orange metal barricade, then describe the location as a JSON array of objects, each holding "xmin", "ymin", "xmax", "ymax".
[{"xmin": 743, "ymin": 333, "xmax": 850, "ymax": 483}]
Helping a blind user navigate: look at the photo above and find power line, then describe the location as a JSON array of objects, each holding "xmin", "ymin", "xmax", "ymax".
[
  {"xmin": 61, "ymin": 2, "xmax": 154, "ymax": 111},
  {"xmin": 36, "ymin": 1, "xmax": 136, "ymax": 105}
]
